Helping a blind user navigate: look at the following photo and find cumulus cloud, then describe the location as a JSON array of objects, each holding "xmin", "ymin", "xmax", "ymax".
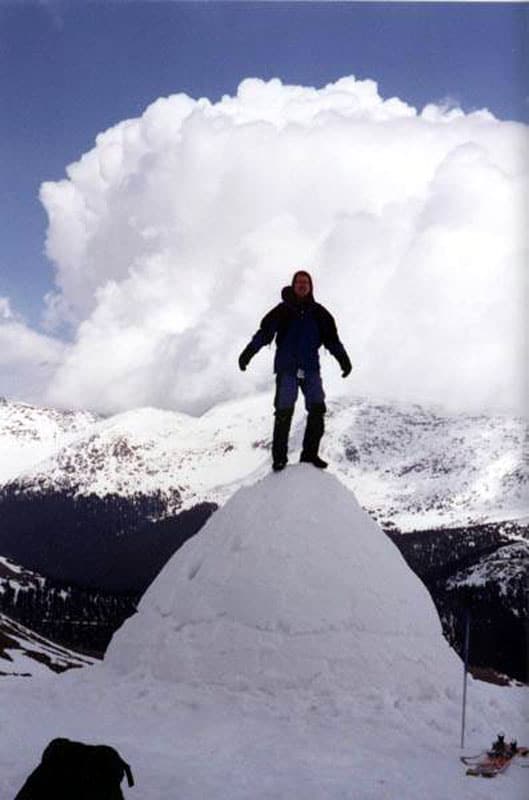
[
  {"xmin": 0, "ymin": 297, "xmax": 68, "ymax": 404},
  {"xmin": 32, "ymin": 76, "xmax": 528, "ymax": 415}
]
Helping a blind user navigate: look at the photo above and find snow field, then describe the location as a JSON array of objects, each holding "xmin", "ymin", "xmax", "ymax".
[
  {"xmin": 1, "ymin": 664, "xmax": 527, "ymax": 800},
  {"xmin": 2, "ymin": 467, "xmax": 527, "ymax": 799}
]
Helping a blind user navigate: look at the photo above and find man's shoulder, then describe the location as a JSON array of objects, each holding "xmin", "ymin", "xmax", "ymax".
[
  {"xmin": 265, "ymin": 301, "xmax": 286, "ymax": 316},
  {"xmin": 261, "ymin": 301, "xmax": 288, "ymax": 326},
  {"xmin": 312, "ymin": 301, "xmax": 334, "ymax": 320},
  {"xmin": 311, "ymin": 302, "xmax": 339, "ymax": 340}
]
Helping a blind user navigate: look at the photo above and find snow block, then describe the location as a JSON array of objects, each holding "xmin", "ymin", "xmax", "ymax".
[{"xmin": 105, "ymin": 467, "xmax": 462, "ymax": 697}]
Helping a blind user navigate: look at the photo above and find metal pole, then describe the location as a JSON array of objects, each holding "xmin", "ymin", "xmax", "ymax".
[{"xmin": 460, "ymin": 605, "xmax": 471, "ymax": 749}]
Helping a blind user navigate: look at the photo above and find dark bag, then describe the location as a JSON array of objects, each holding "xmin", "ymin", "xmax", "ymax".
[{"xmin": 14, "ymin": 737, "xmax": 134, "ymax": 800}]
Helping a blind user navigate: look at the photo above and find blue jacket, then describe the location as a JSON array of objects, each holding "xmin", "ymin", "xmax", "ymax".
[{"xmin": 245, "ymin": 286, "xmax": 351, "ymax": 374}]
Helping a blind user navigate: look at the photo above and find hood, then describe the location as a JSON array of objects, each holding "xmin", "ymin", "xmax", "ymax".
[
  {"xmin": 281, "ymin": 285, "xmax": 315, "ymax": 305},
  {"xmin": 282, "ymin": 271, "xmax": 315, "ymax": 305},
  {"xmin": 291, "ymin": 270, "xmax": 313, "ymax": 293}
]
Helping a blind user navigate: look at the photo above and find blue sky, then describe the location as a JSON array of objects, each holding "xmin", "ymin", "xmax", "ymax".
[{"xmin": 1, "ymin": 1, "xmax": 527, "ymax": 329}]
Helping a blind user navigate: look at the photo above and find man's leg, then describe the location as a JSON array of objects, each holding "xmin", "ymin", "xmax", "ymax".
[
  {"xmin": 272, "ymin": 373, "xmax": 297, "ymax": 470},
  {"xmin": 300, "ymin": 372, "xmax": 327, "ymax": 468}
]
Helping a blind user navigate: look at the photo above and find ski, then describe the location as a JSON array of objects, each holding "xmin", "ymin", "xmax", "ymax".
[
  {"xmin": 462, "ymin": 753, "xmax": 515, "ymax": 778},
  {"xmin": 461, "ymin": 734, "xmax": 528, "ymax": 778}
]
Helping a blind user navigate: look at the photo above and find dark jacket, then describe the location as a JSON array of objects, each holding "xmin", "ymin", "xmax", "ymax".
[{"xmin": 244, "ymin": 286, "xmax": 351, "ymax": 374}]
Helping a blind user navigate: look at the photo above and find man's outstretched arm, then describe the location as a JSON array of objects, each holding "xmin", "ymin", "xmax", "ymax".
[
  {"xmin": 320, "ymin": 309, "xmax": 352, "ymax": 377},
  {"xmin": 238, "ymin": 306, "xmax": 280, "ymax": 371}
]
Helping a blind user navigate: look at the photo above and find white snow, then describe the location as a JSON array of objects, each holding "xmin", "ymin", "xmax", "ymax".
[
  {"xmin": 3, "ymin": 396, "xmax": 274, "ymax": 511},
  {"xmin": 0, "ymin": 613, "xmax": 94, "ymax": 677},
  {"xmin": 0, "ymin": 400, "xmax": 98, "ymax": 485},
  {"xmin": 1, "ymin": 468, "xmax": 527, "ymax": 799},
  {"xmin": 2, "ymin": 395, "xmax": 526, "ymax": 530},
  {"xmin": 106, "ymin": 468, "xmax": 457, "ymax": 696}
]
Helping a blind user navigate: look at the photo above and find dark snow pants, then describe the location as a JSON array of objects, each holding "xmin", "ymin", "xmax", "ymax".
[
  {"xmin": 272, "ymin": 371, "xmax": 326, "ymax": 464},
  {"xmin": 274, "ymin": 370, "xmax": 326, "ymax": 411}
]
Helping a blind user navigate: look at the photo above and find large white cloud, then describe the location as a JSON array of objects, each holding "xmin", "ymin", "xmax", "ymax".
[
  {"xmin": 34, "ymin": 76, "xmax": 527, "ymax": 415},
  {"xmin": 0, "ymin": 297, "xmax": 68, "ymax": 404}
]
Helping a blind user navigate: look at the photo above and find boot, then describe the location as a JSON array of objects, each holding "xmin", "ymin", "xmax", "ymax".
[
  {"xmin": 300, "ymin": 453, "xmax": 328, "ymax": 469},
  {"xmin": 272, "ymin": 408, "xmax": 293, "ymax": 471},
  {"xmin": 300, "ymin": 406, "xmax": 327, "ymax": 469}
]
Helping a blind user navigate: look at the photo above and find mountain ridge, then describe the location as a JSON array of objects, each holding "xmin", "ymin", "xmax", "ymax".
[{"xmin": 2, "ymin": 394, "xmax": 526, "ymax": 530}]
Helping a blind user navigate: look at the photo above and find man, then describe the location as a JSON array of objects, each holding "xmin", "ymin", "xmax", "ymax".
[{"xmin": 238, "ymin": 270, "xmax": 352, "ymax": 471}]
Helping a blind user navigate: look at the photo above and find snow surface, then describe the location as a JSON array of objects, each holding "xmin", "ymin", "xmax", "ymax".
[{"xmin": 1, "ymin": 468, "xmax": 527, "ymax": 799}]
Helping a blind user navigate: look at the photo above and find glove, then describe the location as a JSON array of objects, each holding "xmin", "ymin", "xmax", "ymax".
[
  {"xmin": 238, "ymin": 346, "xmax": 253, "ymax": 372},
  {"xmin": 340, "ymin": 357, "xmax": 352, "ymax": 378}
]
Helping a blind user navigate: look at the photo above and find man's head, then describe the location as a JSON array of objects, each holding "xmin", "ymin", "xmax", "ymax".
[{"xmin": 292, "ymin": 270, "xmax": 313, "ymax": 300}]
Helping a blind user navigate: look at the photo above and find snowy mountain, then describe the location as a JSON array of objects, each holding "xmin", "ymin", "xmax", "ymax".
[
  {"xmin": 1, "ymin": 394, "xmax": 526, "ymax": 529},
  {"xmin": 327, "ymin": 400, "xmax": 527, "ymax": 530},
  {"xmin": 0, "ymin": 555, "xmax": 137, "ymax": 660},
  {"xmin": 0, "ymin": 397, "xmax": 98, "ymax": 486},
  {"xmin": 0, "ymin": 397, "xmax": 271, "ymax": 509},
  {"xmin": 0, "ymin": 610, "xmax": 94, "ymax": 677},
  {"xmin": 2, "ymin": 469, "xmax": 526, "ymax": 800}
]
